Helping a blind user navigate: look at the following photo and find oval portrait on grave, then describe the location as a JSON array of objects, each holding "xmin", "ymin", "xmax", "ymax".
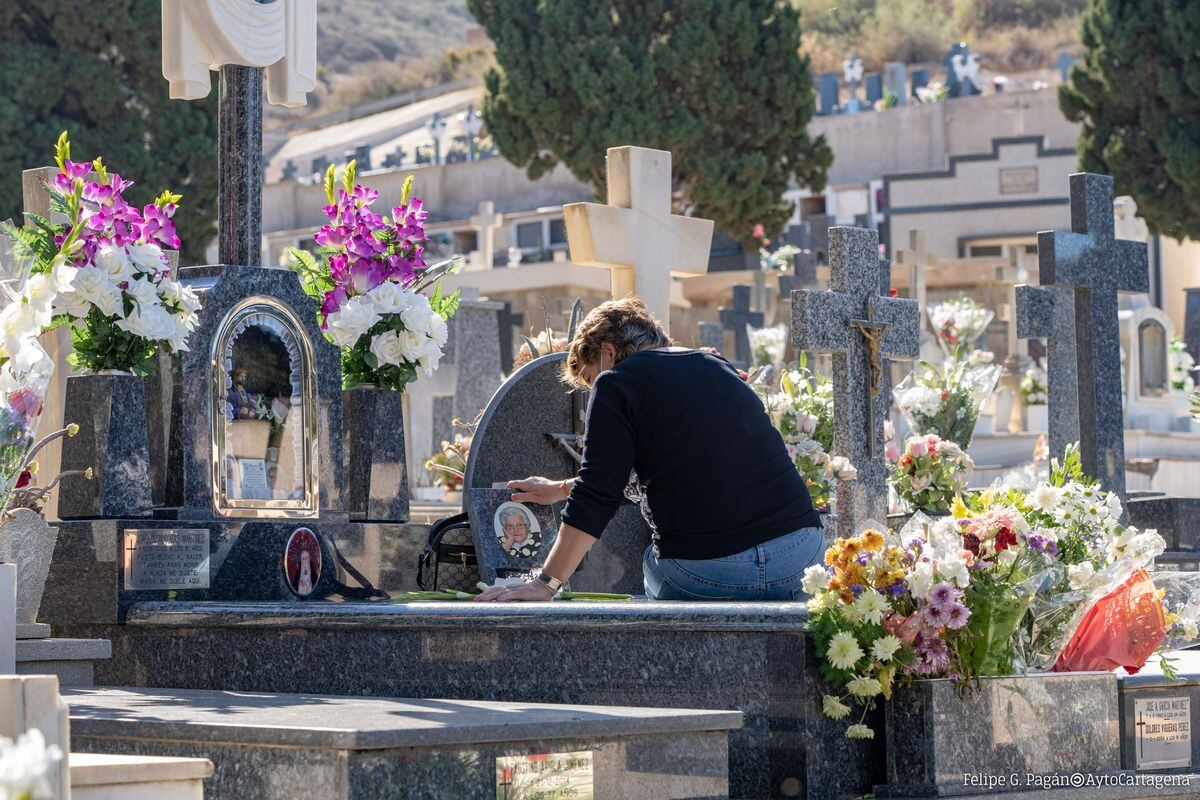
[
  {"xmin": 283, "ymin": 527, "xmax": 322, "ymax": 597},
  {"xmin": 494, "ymin": 502, "xmax": 542, "ymax": 558}
]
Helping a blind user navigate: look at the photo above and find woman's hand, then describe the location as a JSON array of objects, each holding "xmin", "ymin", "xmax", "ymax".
[
  {"xmin": 507, "ymin": 476, "xmax": 570, "ymax": 505},
  {"xmin": 474, "ymin": 580, "xmax": 556, "ymax": 602}
]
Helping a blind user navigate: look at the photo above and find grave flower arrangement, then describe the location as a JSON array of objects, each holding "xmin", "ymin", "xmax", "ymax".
[
  {"xmin": 8, "ymin": 133, "xmax": 200, "ymax": 376},
  {"xmin": 289, "ymin": 163, "xmax": 459, "ymax": 393},
  {"xmin": 763, "ymin": 356, "xmax": 856, "ymax": 510},
  {"xmin": 1019, "ymin": 362, "xmax": 1048, "ymax": 406},
  {"xmin": 927, "ymin": 295, "xmax": 993, "ymax": 357},
  {"xmin": 893, "ymin": 351, "xmax": 1002, "ymax": 449},
  {"xmin": 888, "ymin": 434, "xmax": 972, "ymax": 514},
  {"xmin": 1170, "ymin": 337, "xmax": 1195, "ymax": 392},
  {"xmin": 748, "ymin": 324, "xmax": 786, "ymax": 372}
]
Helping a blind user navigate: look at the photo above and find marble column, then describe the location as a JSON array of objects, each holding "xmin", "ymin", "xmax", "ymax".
[{"xmin": 218, "ymin": 64, "xmax": 263, "ymax": 267}]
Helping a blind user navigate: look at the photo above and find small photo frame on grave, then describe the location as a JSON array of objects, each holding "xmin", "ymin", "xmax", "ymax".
[{"xmin": 468, "ymin": 488, "xmax": 561, "ymax": 583}]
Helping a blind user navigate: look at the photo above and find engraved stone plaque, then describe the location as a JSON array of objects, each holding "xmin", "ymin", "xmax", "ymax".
[
  {"xmin": 1134, "ymin": 696, "xmax": 1192, "ymax": 770},
  {"xmin": 123, "ymin": 529, "xmax": 210, "ymax": 590},
  {"xmin": 999, "ymin": 167, "xmax": 1038, "ymax": 195},
  {"xmin": 496, "ymin": 750, "xmax": 593, "ymax": 799}
]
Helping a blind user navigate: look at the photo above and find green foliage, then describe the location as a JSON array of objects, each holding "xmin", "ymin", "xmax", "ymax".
[
  {"xmin": 1059, "ymin": 0, "xmax": 1200, "ymax": 240},
  {"xmin": 859, "ymin": 0, "xmax": 951, "ymax": 64},
  {"xmin": 69, "ymin": 307, "xmax": 159, "ymax": 376},
  {"xmin": 467, "ymin": 0, "xmax": 833, "ymax": 249},
  {"xmin": 0, "ymin": 2, "xmax": 218, "ymax": 264},
  {"xmin": 955, "ymin": 0, "xmax": 1085, "ymax": 30}
]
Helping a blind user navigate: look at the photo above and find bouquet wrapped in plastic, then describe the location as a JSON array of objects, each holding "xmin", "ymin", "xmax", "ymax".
[
  {"xmin": 927, "ymin": 295, "xmax": 993, "ymax": 357},
  {"xmin": 888, "ymin": 434, "xmax": 972, "ymax": 514},
  {"xmin": 893, "ymin": 352, "xmax": 1002, "ymax": 449}
]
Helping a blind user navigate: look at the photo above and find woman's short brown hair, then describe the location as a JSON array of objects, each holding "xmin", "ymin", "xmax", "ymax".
[{"xmin": 564, "ymin": 298, "xmax": 671, "ymax": 387}]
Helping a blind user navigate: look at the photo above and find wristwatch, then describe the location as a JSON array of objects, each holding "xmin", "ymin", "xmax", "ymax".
[{"xmin": 535, "ymin": 571, "xmax": 565, "ymax": 593}]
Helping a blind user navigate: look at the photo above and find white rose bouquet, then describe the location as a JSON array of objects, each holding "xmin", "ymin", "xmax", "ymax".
[
  {"xmin": 1019, "ymin": 362, "xmax": 1047, "ymax": 406},
  {"xmin": 927, "ymin": 295, "xmax": 993, "ymax": 357},
  {"xmin": 289, "ymin": 164, "xmax": 459, "ymax": 393},
  {"xmin": 893, "ymin": 352, "xmax": 1002, "ymax": 449},
  {"xmin": 1170, "ymin": 337, "xmax": 1195, "ymax": 392}
]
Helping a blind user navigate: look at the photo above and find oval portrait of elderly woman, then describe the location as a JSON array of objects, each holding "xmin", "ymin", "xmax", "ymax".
[{"xmin": 494, "ymin": 501, "xmax": 542, "ymax": 558}]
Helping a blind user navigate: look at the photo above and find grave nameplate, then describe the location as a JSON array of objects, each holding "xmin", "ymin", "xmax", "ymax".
[
  {"xmin": 495, "ymin": 750, "xmax": 594, "ymax": 799},
  {"xmin": 1135, "ymin": 696, "xmax": 1192, "ymax": 770},
  {"xmin": 123, "ymin": 529, "xmax": 210, "ymax": 591}
]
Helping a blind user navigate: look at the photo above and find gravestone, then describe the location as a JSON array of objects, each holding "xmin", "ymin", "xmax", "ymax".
[
  {"xmin": 719, "ymin": 285, "xmax": 764, "ymax": 368},
  {"xmin": 1054, "ymin": 50, "xmax": 1076, "ymax": 83},
  {"xmin": 1038, "ymin": 173, "xmax": 1149, "ymax": 500},
  {"xmin": 895, "ymin": 228, "xmax": 939, "ymax": 362},
  {"xmin": 280, "ymin": 160, "xmax": 297, "ymax": 181},
  {"xmin": 346, "ymin": 144, "xmax": 371, "ymax": 171},
  {"xmin": 944, "ymin": 42, "xmax": 982, "ymax": 98},
  {"xmin": 464, "ymin": 353, "xmax": 651, "ymax": 594},
  {"xmin": 817, "ymin": 72, "xmax": 839, "ymax": 115},
  {"xmin": 910, "ymin": 69, "xmax": 930, "ymax": 98},
  {"xmin": 698, "ymin": 321, "xmax": 724, "ymax": 353},
  {"xmin": 842, "ymin": 54, "xmax": 865, "ymax": 114},
  {"xmin": 1184, "ymin": 288, "xmax": 1200, "ymax": 364},
  {"xmin": 449, "ymin": 288, "xmax": 505, "ymax": 427},
  {"xmin": 380, "ymin": 146, "xmax": 406, "ymax": 169},
  {"xmin": 1016, "ymin": 285, "xmax": 1080, "ymax": 461},
  {"xmin": 883, "ymin": 62, "xmax": 907, "ymax": 105},
  {"xmin": 497, "ymin": 301, "xmax": 525, "ymax": 374},
  {"xmin": 564, "ymin": 147, "xmax": 714, "ymax": 332},
  {"xmin": 792, "ymin": 227, "xmax": 920, "ymax": 538},
  {"xmin": 467, "ymin": 200, "xmax": 503, "ymax": 271},
  {"xmin": 864, "ymin": 73, "xmax": 883, "ymax": 104},
  {"xmin": 310, "ymin": 156, "xmax": 330, "ymax": 176}
]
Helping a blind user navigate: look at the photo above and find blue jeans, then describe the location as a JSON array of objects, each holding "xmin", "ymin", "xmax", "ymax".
[{"xmin": 642, "ymin": 527, "xmax": 824, "ymax": 601}]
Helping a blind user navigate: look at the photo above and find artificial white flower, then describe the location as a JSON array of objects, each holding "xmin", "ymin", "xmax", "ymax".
[
  {"xmin": 870, "ymin": 635, "xmax": 902, "ymax": 662},
  {"xmin": 822, "ymin": 695, "xmax": 850, "ymax": 720},
  {"xmin": 852, "ymin": 590, "xmax": 888, "ymax": 625},
  {"xmin": 127, "ymin": 277, "xmax": 160, "ymax": 308},
  {"xmin": 907, "ymin": 562, "xmax": 934, "ymax": 599},
  {"xmin": 326, "ymin": 323, "xmax": 360, "ymax": 349},
  {"xmin": 846, "ymin": 724, "xmax": 875, "ymax": 740},
  {"xmin": 69, "ymin": 268, "xmax": 124, "ymax": 318},
  {"xmin": 93, "ymin": 244, "xmax": 136, "ymax": 285},
  {"xmin": 847, "ymin": 675, "xmax": 883, "ymax": 698},
  {"xmin": 829, "ymin": 456, "xmax": 858, "ymax": 481},
  {"xmin": 938, "ymin": 556, "xmax": 971, "ymax": 589},
  {"xmin": 428, "ymin": 311, "xmax": 449, "ymax": 347},
  {"xmin": 369, "ymin": 330, "xmax": 408, "ymax": 367},
  {"xmin": 399, "ymin": 295, "xmax": 436, "ymax": 335},
  {"xmin": 801, "ymin": 565, "xmax": 828, "ymax": 595},
  {"xmin": 126, "ymin": 242, "xmax": 167, "ymax": 274},
  {"xmin": 1067, "ymin": 562, "xmax": 1095, "ymax": 591},
  {"xmin": 326, "ymin": 295, "xmax": 381, "ymax": 346},
  {"xmin": 826, "ymin": 631, "xmax": 864, "ymax": 670},
  {"xmin": 367, "ymin": 280, "xmax": 415, "ymax": 314},
  {"xmin": 160, "ymin": 279, "xmax": 202, "ymax": 314}
]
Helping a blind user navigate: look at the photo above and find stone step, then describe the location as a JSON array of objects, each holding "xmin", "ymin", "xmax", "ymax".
[
  {"xmin": 16, "ymin": 638, "xmax": 111, "ymax": 687},
  {"xmin": 65, "ymin": 686, "xmax": 742, "ymax": 800},
  {"xmin": 70, "ymin": 753, "xmax": 212, "ymax": 800}
]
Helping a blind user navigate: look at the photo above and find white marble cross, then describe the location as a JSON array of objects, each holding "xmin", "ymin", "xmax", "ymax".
[
  {"xmin": 468, "ymin": 201, "xmax": 503, "ymax": 271},
  {"xmin": 162, "ymin": 0, "xmax": 317, "ymax": 107},
  {"xmin": 564, "ymin": 147, "xmax": 714, "ymax": 332}
]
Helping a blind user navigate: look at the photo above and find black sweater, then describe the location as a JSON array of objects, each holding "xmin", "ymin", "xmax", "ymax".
[{"xmin": 560, "ymin": 349, "xmax": 821, "ymax": 560}]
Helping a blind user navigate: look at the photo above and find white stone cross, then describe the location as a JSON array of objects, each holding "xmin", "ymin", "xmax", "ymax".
[
  {"xmin": 468, "ymin": 201, "xmax": 503, "ymax": 271},
  {"xmin": 792, "ymin": 227, "xmax": 920, "ymax": 537},
  {"xmin": 564, "ymin": 147, "xmax": 714, "ymax": 332},
  {"xmin": 1039, "ymin": 172, "xmax": 1149, "ymax": 501}
]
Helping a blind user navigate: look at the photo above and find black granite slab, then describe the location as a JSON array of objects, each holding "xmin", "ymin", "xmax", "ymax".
[
  {"xmin": 1129, "ymin": 497, "xmax": 1200, "ymax": 552},
  {"xmin": 343, "ymin": 387, "xmax": 409, "ymax": 523},
  {"xmin": 57, "ymin": 601, "xmax": 883, "ymax": 800},
  {"xmin": 58, "ymin": 374, "xmax": 153, "ymax": 519}
]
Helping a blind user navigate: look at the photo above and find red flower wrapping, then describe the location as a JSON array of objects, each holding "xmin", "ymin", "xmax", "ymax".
[{"xmin": 1052, "ymin": 569, "xmax": 1167, "ymax": 674}]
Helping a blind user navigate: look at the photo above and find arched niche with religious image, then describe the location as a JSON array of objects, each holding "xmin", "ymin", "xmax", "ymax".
[
  {"xmin": 211, "ymin": 296, "xmax": 319, "ymax": 518},
  {"xmin": 493, "ymin": 501, "xmax": 542, "ymax": 558}
]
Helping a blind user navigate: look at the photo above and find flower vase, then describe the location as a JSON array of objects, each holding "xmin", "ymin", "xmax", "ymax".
[
  {"xmin": 343, "ymin": 385, "xmax": 409, "ymax": 523},
  {"xmin": 1026, "ymin": 404, "xmax": 1048, "ymax": 432},
  {"xmin": 58, "ymin": 373, "xmax": 152, "ymax": 519},
  {"xmin": 0, "ymin": 509, "xmax": 58, "ymax": 630}
]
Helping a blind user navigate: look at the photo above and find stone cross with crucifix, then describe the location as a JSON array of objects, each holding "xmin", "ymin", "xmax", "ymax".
[
  {"xmin": 162, "ymin": 0, "xmax": 317, "ymax": 266},
  {"xmin": 563, "ymin": 147, "xmax": 714, "ymax": 333},
  {"xmin": 792, "ymin": 227, "xmax": 920, "ymax": 538},
  {"xmin": 719, "ymin": 285, "xmax": 764, "ymax": 367},
  {"xmin": 1038, "ymin": 172, "xmax": 1149, "ymax": 499},
  {"xmin": 1015, "ymin": 283, "xmax": 1079, "ymax": 461},
  {"xmin": 468, "ymin": 201, "xmax": 504, "ymax": 271}
]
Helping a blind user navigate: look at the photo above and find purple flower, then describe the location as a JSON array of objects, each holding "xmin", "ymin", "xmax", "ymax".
[
  {"xmin": 849, "ymin": 583, "xmax": 865, "ymax": 598},
  {"xmin": 927, "ymin": 582, "xmax": 960, "ymax": 611},
  {"xmin": 136, "ymin": 204, "xmax": 180, "ymax": 249},
  {"xmin": 921, "ymin": 603, "xmax": 949, "ymax": 627},
  {"xmin": 945, "ymin": 603, "xmax": 970, "ymax": 630},
  {"xmin": 320, "ymin": 286, "xmax": 348, "ymax": 325},
  {"xmin": 886, "ymin": 581, "xmax": 906, "ymax": 599},
  {"xmin": 315, "ymin": 225, "xmax": 354, "ymax": 248}
]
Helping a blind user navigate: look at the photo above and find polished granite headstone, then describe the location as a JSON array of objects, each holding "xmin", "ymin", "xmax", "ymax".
[
  {"xmin": 67, "ymin": 686, "xmax": 741, "ymax": 800},
  {"xmin": 698, "ymin": 320, "xmax": 723, "ymax": 352},
  {"xmin": 719, "ymin": 284, "xmax": 764, "ymax": 367},
  {"xmin": 59, "ymin": 601, "xmax": 882, "ymax": 800},
  {"xmin": 463, "ymin": 353, "xmax": 652, "ymax": 595},
  {"xmin": 881, "ymin": 672, "xmax": 1121, "ymax": 797},
  {"xmin": 1130, "ymin": 497, "xmax": 1200, "ymax": 552},
  {"xmin": 59, "ymin": 373, "xmax": 153, "ymax": 519},
  {"xmin": 450, "ymin": 292, "xmax": 504, "ymax": 426},
  {"xmin": 343, "ymin": 386, "xmax": 408, "ymax": 523},
  {"xmin": 1015, "ymin": 283, "xmax": 1080, "ymax": 463},
  {"xmin": 1184, "ymin": 288, "xmax": 1200, "ymax": 365},
  {"xmin": 1038, "ymin": 173, "xmax": 1149, "ymax": 501},
  {"xmin": 792, "ymin": 226, "xmax": 920, "ymax": 539}
]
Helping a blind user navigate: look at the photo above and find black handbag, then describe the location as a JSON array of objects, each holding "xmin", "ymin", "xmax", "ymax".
[{"xmin": 417, "ymin": 513, "xmax": 481, "ymax": 592}]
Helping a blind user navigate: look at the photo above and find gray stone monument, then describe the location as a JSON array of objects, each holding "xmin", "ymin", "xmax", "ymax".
[
  {"xmin": 792, "ymin": 227, "xmax": 920, "ymax": 538},
  {"xmin": 883, "ymin": 62, "xmax": 907, "ymax": 105},
  {"xmin": 864, "ymin": 73, "xmax": 883, "ymax": 104},
  {"xmin": 464, "ymin": 353, "xmax": 650, "ymax": 594},
  {"xmin": 817, "ymin": 72, "xmax": 838, "ymax": 115},
  {"xmin": 1038, "ymin": 173, "xmax": 1149, "ymax": 499},
  {"xmin": 943, "ymin": 42, "xmax": 982, "ymax": 98},
  {"xmin": 1183, "ymin": 287, "xmax": 1200, "ymax": 364},
  {"xmin": 698, "ymin": 321, "xmax": 724, "ymax": 353},
  {"xmin": 449, "ymin": 290, "xmax": 505, "ymax": 426},
  {"xmin": 1015, "ymin": 284, "xmax": 1080, "ymax": 459},
  {"xmin": 910, "ymin": 69, "xmax": 929, "ymax": 98},
  {"xmin": 895, "ymin": 229, "xmax": 937, "ymax": 360},
  {"xmin": 718, "ymin": 285, "xmax": 764, "ymax": 368}
]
